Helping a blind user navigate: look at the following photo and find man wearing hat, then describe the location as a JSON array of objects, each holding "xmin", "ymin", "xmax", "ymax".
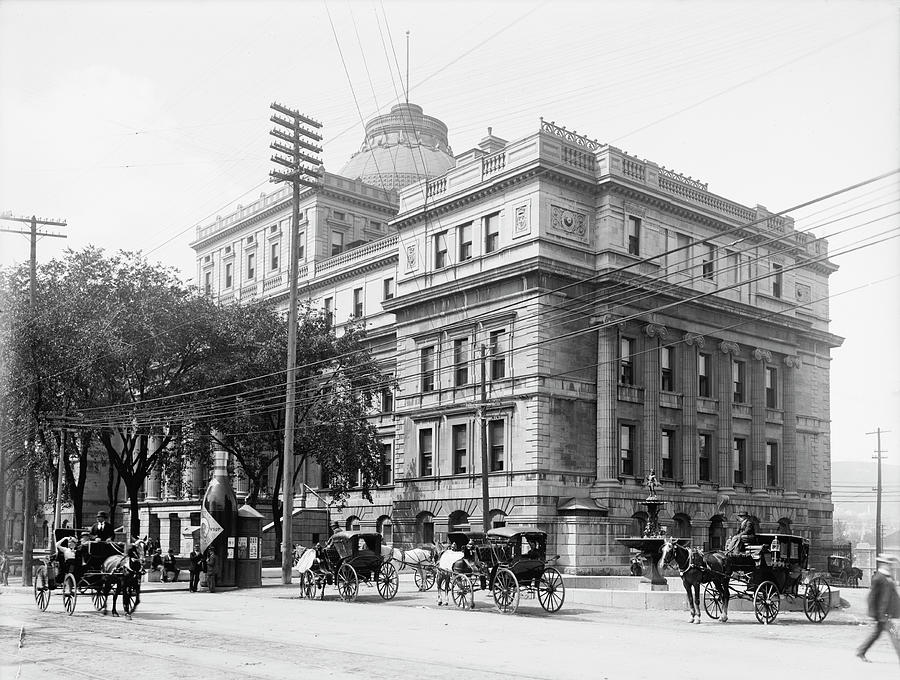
[
  {"xmin": 856, "ymin": 555, "xmax": 900, "ymax": 662},
  {"xmin": 90, "ymin": 511, "xmax": 116, "ymax": 542},
  {"xmin": 724, "ymin": 511, "xmax": 756, "ymax": 554}
]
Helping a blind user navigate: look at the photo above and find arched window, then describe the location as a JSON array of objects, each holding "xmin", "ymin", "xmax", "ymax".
[
  {"xmin": 346, "ymin": 516, "xmax": 361, "ymax": 532},
  {"xmin": 709, "ymin": 515, "xmax": 725, "ymax": 551},
  {"xmin": 448, "ymin": 510, "xmax": 470, "ymax": 532},
  {"xmin": 631, "ymin": 512, "xmax": 648, "ymax": 537},
  {"xmin": 377, "ymin": 516, "xmax": 392, "ymax": 545},
  {"xmin": 672, "ymin": 513, "xmax": 691, "ymax": 539},
  {"xmin": 416, "ymin": 511, "xmax": 434, "ymax": 545},
  {"xmin": 490, "ymin": 510, "xmax": 507, "ymax": 529}
]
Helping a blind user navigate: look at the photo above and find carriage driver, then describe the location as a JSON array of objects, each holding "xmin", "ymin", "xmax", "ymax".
[
  {"xmin": 90, "ymin": 511, "xmax": 116, "ymax": 542},
  {"xmin": 724, "ymin": 511, "xmax": 756, "ymax": 554}
]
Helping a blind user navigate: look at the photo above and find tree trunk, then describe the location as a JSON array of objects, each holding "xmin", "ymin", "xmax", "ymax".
[{"xmin": 127, "ymin": 481, "xmax": 142, "ymax": 541}]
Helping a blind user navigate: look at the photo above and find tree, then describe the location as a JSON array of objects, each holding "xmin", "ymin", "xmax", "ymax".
[{"xmin": 196, "ymin": 303, "xmax": 388, "ymax": 546}]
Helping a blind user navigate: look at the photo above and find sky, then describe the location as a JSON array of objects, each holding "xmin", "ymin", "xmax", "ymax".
[{"xmin": 1, "ymin": 0, "xmax": 898, "ymax": 482}]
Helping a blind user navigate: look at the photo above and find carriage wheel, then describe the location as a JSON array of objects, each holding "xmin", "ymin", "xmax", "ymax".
[
  {"xmin": 62, "ymin": 574, "xmax": 78, "ymax": 616},
  {"xmin": 33, "ymin": 566, "xmax": 51, "ymax": 612},
  {"xmin": 92, "ymin": 586, "xmax": 108, "ymax": 611},
  {"xmin": 492, "ymin": 567, "xmax": 520, "ymax": 614},
  {"xmin": 376, "ymin": 562, "xmax": 399, "ymax": 600},
  {"xmin": 703, "ymin": 582, "xmax": 724, "ymax": 620},
  {"xmin": 753, "ymin": 581, "xmax": 780, "ymax": 624},
  {"xmin": 414, "ymin": 566, "xmax": 435, "ymax": 591},
  {"xmin": 803, "ymin": 576, "xmax": 831, "ymax": 623},
  {"xmin": 337, "ymin": 564, "xmax": 359, "ymax": 602},
  {"xmin": 537, "ymin": 567, "xmax": 565, "ymax": 613},
  {"xmin": 122, "ymin": 581, "xmax": 139, "ymax": 614},
  {"xmin": 451, "ymin": 574, "xmax": 474, "ymax": 609}
]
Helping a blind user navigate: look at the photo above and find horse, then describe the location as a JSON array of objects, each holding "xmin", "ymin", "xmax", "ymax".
[
  {"xmin": 100, "ymin": 539, "xmax": 146, "ymax": 619},
  {"xmin": 659, "ymin": 536, "xmax": 732, "ymax": 624}
]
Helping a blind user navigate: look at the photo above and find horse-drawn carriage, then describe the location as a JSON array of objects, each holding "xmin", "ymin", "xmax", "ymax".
[
  {"xmin": 826, "ymin": 554, "xmax": 861, "ymax": 588},
  {"xmin": 445, "ymin": 527, "xmax": 566, "ymax": 614},
  {"xmin": 34, "ymin": 528, "xmax": 143, "ymax": 617},
  {"xmin": 661, "ymin": 533, "xmax": 832, "ymax": 625},
  {"xmin": 296, "ymin": 531, "xmax": 399, "ymax": 602}
]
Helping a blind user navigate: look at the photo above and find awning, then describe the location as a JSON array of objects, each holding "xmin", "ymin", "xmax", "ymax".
[
  {"xmin": 182, "ymin": 525, "xmax": 202, "ymax": 537},
  {"xmin": 557, "ymin": 497, "xmax": 608, "ymax": 513}
]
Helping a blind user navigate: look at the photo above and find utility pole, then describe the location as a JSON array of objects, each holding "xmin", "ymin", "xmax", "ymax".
[
  {"xmin": 0, "ymin": 214, "xmax": 66, "ymax": 586},
  {"xmin": 866, "ymin": 427, "xmax": 889, "ymax": 555},
  {"xmin": 479, "ymin": 344, "xmax": 490, "ymax": 532},
  {"xmin": 269, "ymin": 103, "xmax": 322, "ymax": 585}
]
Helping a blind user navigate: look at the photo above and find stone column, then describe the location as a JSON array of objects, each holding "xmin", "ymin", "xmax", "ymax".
[
  {"xmin": 751, "ymin": 348, "xmax": 772, "ymax": 494},
  {"xmin": 717, "ymin": 341, "xmax": 740, "ymax": 490},
  {"xmin": 681, "ymin": 333, "xmax": 704, "ymax": 492},
  {"xmin": 642, "ymin": 323, "xmax": 667, "ymax": 477},
  {"xmin": 594, "ymin": 316, "xmax": 620, "ymax": 487},
  {"xmin": 146, "ymin": 464, "xmax": 160, "ymax": 501},
  {"xmin": 782, "ymin": 356, "xmax": 801, "ymax": 497}
]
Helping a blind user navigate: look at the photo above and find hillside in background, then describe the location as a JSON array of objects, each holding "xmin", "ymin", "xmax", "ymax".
[{"xmin": 831, "ymin": 461, "xmax": 900, "ymax": 544}]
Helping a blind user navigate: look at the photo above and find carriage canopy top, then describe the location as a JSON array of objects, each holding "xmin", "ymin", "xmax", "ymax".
[{"xmin": 487, "ymin": 527, "xmax": 546, "ymax": 541}]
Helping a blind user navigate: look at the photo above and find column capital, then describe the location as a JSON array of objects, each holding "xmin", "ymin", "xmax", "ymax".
[
  {"xmin": 783, "ymin": 355, "xmax": 802, "ymax": 369},
  {"xmin": 591, "ymin": 313, "xmax": 622, "ymax": 327},
  {"xmin": 643, "ymin": 323, "xmax": 668, "ymax": 339},
  {"xmin": 683, "ymin": 332, "xmax": 706, "ymax": 349},
  {"xmin": 752, "ymin": 348, "xmax": 773, "ymax": 363},
  {"xmin": 718, "ymin": 340, "xmax": 740, "ymax": 355}
]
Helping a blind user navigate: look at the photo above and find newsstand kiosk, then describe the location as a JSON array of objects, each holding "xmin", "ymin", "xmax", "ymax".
[{"xmin": 235, "ymin": 504, "xmax": 264, "ymax": 588}]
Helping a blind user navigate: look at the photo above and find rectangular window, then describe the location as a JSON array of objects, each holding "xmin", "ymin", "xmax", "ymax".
[
  {"xmin": 698, "ymin": 353, "xmax": 711, "ymax": 397},
  {"xmin": 383, "ymin": 277, "xmax": 395, "ymax": 301},
  {"xmin": 452, "ymin": 424, "xmax": 467, "ymax": 474},
  {"xmin": 333, "ymin": 210, "xmax": 345, "ymax": 222},
  {"xmin": 458, "ymin": 223, "xmax": 473, "ymax": 262},
  {"xmin": 421, "ymin": 346, "xmax": 436, "ymax": 392},
  {"xmin": 454, "ymin": 337, "xmax": 469, "ymax": 386},
  {"xmin": 419, "ymin": 428, "xmax": 433, "ymax": 477},
  {"xmin": 620, "ymin": 423, "xmax": 635, "ymax": 476},
  {"xmin": 660, "ymin": 346, "xmax": 674, "ymax": 391},
  {"xmin": 271, "ymin": 242, "xmax": 280, "ymax": 270},
  {"xmin": 434, "ymin": 231, "xmax": 448, "ymax": 269},
  {"xmin": 772, "ymin": 263, "xmax": 782, "ymax": 298},
  {"xmin": 489, "ymin": 329, "xmax": 507, "ymax": 380},
  {"xmin": 619, "ymin": 337, "xmax": 635, "ymax": 385},
  {"xmin": 331, "ymin": 231, "xmax": 344, "ymax": 256},
  {"xmin": 484, "ymin": 212, "xmax": 500, "ymax": 253},
  {"xmin": 488, "ymin": 420, "xmax": 505, "ymax": 472},
  {"xmin": 627, "ymin": 216, "xmax": 641, "ymax": 256},
  {"xmin": 765, "ymin": 366, "xmax": 777, "ymax": 408},
  {"xmin": 247, "ymin": 252, "xmax": 255, "ymax": 280},
  {"xmin": 380, "ymin": 443, "xmax": 393, "ymax": 486},
  {"xmin": 298, "ymin": 232, "xmax": 305, "ymax": 260},
  {"xmin": 733, "ymin": 438, "xmax": 746, "ymax": 485},
  {"xmin": 353, "ymin": 287, "xmax": 364, "ymax": 317},
  {"xmin": 661, "ymin": 429, "xmax": 675, "ymax": 479},
  {"xmin": 698, "ymin": 433, "xmax": 712, "ymax": 482},
  {"xmin": 225, "ymin": 262, "xmax": 233, "ymax": 288},
  {"xmin": 381, "ymin": 387, "xmax": 393, "ymax": 413},
  {"xmin": 702, "ymin": 244, "xmax": 716, "ymax": 280},
  {"xmin": 204, "ymin": 271, "xmax": 212, "ymax": 294},
  {"xmin": 370, "ymin": 221, "xmax": 381, "ymax": 230},
  {"xmin": 732, "ymin": 360, "xmax": 745, "ymax": 403},
  {"xmin": 766, "ymin": 442, "xmax": 778, "ymax": 487},
  {"xmin": 324, "ymin": 297, "xmax": 333, "ymax": 326}
]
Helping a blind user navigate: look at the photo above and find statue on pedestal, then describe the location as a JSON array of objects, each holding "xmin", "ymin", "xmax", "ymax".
[{"xmin": 646, "ymin": 469, "xmax": 660, "ymax": 500}]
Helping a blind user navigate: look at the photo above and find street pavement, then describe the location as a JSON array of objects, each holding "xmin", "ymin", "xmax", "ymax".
[{"xmin": 1, "ymin": 574, "xmax": 898, "ymax": 680}]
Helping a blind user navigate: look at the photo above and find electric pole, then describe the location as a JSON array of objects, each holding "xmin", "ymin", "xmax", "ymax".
[
  {"xmin": 0, "ymin": 214, "xmax": 67, "ymax": 586},
  {"xmin": 866, "ymin": 427, "xmax": 889, "ymax": 555},
  {"xmin": 479, "ymin": 344, "xmax": 490, "ymax": 532},
  {"xmin": 269, "ymin": 103, "xmax": 322, "ymax": 585}
]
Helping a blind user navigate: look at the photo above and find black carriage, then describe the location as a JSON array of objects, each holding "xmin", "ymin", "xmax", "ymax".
[
  {"xmin": 34, "ymin": 529, "xmax": 140, "ymax": 616},
  {"xmin": 446, "ymin": 527, "xmax": 566, "ymax": 614},
  {"xmin": 297, "ymin": 531, "xmax": 398, "ymax": 602},
  {"xmin": 703, "ymin": 533, "xmax": 831, "ymax": 624},
  {"xmin": 826, "ymin": 554, "xmax": 861, "ymax": 588}
]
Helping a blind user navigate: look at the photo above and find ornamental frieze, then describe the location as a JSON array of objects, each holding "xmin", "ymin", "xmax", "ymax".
[{"xmin": 549, "ymin": 204, "xmax": 587, "ymax": 242}]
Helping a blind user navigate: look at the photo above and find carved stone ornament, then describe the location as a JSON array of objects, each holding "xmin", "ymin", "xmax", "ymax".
[
  {"xmin": 718, "ymin": 340, "xmax": 740, "ymax": 355},
  {"xmin": 783, "ymin": 355, "xmax": 802, "ymax": 369},
  {"xmin": 550, "ymin": 205, "xmax": 587, "ymax": 238},
  {"xmin": 514, "ymin": 203, "xmax": 530, "ymax": 236},
  {"xmin": 644, "ymin": 323, "xmax": 668, "ymax": 339},
  {"xmin": 683, "ymin": 332, "xmax": 706, "ymax": 349},
  {"xmin": 405, "ymin": 243, "xmax": 418, "ymax": 271},
  {"xmin": 752, "ymin": 348, "xmax": 773, "ymax": 363}
]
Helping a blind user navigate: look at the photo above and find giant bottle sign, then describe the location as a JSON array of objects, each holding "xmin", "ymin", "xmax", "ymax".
[{"xmin": 201, "ymin": 448, "xmax": 238, "ymax": 587}]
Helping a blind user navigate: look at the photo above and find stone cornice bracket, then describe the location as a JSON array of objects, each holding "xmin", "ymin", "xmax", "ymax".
[
  {"xmin": 752, "ymin": 348, "xmax": 773, "ymax": 363},
  {"xmin": 683, "ymin": 332, "xmax": 706, "ymax": 349},
  {"xmin": 783, "ymin": 355, "xmax": 802, "ymax": 369},
  {"xmin": 643, "ymin": 323, "xmax": 668, "ymax": 339},
  {"xmin": 718, "ymin": 340, "xmax": 740, "ymax": 355}
]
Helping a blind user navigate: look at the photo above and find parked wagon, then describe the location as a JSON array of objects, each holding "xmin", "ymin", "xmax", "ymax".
[
  {"xmin": 297, "ymin": 531, "xmax": 399, "ymax": 602},
  {"xmin": 446, "ymin": 527, "xmax": 565, "ymax": 615},
  {"xmin": 826, "ymin": 554, "xmax": 861, "ymax": 588}
]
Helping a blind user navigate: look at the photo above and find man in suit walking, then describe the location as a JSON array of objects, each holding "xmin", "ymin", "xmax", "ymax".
[
  {"xmin": 856, "ymin": 554, "xmax": 900, "ymax": 663},
  {"xmin": 90, "ymin": 511, "xmax": 115, "ymax": 542},
  {"xmin": 188, "ymin": 547, "xmax": 203, "ymax": 592}
]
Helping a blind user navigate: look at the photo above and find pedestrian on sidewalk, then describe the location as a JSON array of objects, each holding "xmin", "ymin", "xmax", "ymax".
[
  {"xmin": 188, "ymin": 546, "xmax": 203, "ymax": 592},
  {"xmin": 205, "ymin": 549, "xmax": 219, "ymax": 593},
  {"xmin": 856, "ymin": 554, "xmax": 900, "ymax": 663},
  {"xmin": 0, "ymin": 551, "xmax": 9, "ymax": 586}
]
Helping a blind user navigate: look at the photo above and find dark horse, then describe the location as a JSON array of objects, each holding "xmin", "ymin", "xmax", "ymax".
[
  {"xmin": 659, "ymin": 536, "xmax": 731, "ymax": 623},
  {"xmin": 101, "ymin": 539, "xmax": 145, "ymax": 619}
]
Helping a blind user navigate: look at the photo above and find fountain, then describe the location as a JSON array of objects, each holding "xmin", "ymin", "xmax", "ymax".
[{"xmin": 615, "ymin": 470, "xmax": 688, "ymax": 590}]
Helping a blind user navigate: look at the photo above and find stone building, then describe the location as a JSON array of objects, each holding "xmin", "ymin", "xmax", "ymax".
[{"xmin": 179, "ymin": 102, "xmax": 841, "ymax": 571}]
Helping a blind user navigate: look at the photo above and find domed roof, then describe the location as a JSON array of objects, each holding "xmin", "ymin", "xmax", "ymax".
[{"xmin": 340, "ymin": 102, "xmax": 455, "ymax": 191}]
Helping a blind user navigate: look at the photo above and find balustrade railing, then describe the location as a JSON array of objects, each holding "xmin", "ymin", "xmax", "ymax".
[
  {"xmin": 562, "ymin": 145, "xmax": 595, "ymax": 172},
  {"xmin": 622, "ymin": 157, "xmax": 646, "ymax": 183},
  {"xmin": 659, "ymin": 176, "xmax": 756, "ymax": 222},
  {"xmin": 240, "ymin": 283, "xmax": 258, "ymax": 297},
  {"xmin": 262, "ymin": 272, "xmax": 285, "ymax": 292},
  {"xmin": 482, "ymin": 152, "xmax": 506, "ymax": 178},
  {"xmin": 317, "ymin": 234, "xmax": 399, "ymax": 274},
  {"xmin": 426, "ymin": 177, "xmax": 447, "ymax": 198}
]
